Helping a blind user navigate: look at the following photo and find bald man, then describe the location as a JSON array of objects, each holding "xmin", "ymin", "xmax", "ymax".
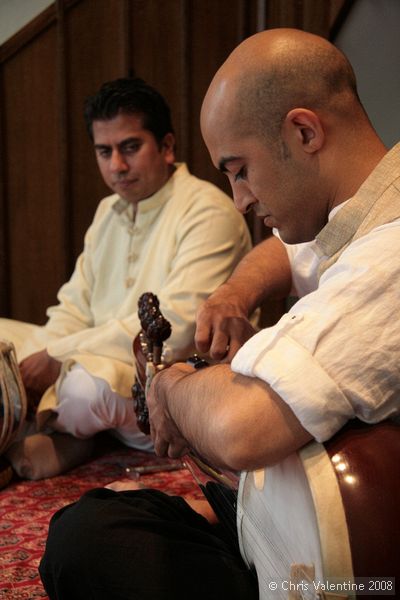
[{"xmin": 39, "ymin": 29, "xmax": 400, "ymax": 600}]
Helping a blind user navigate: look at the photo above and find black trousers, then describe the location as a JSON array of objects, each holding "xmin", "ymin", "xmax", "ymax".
[{"xmin": 39, "ymin": 488, "xmax": 259, "ymax": 600}]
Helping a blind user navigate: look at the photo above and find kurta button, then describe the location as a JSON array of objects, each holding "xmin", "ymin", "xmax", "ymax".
[
  {"xmin": 125, "ymin": 277, "xmax": 135, "ymax": 288},
  {"xmin": 127, "ymin": 253, "xmax": 137, "ymax": 263}
]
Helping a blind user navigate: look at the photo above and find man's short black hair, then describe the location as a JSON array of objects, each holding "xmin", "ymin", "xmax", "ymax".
[{"xmin": 84, "ymin": 78, "xmax": 174, "ymax": 144}]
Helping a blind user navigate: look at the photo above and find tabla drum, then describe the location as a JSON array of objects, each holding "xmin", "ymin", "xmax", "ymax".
[{"xmin": 0, "ymin": 339, "xmax": 28, "ymax": 456}]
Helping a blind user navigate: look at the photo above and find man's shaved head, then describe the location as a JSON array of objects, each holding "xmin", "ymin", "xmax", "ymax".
[
  {"xmin": 201, "ymin": 28, "xmax": 366, "ymax": 149},
  {"xmin": 200, "ymin": 28, "xmax": 385, "ymax": 244}
]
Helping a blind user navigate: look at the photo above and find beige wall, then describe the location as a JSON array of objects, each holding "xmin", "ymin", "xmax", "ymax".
[
  {"xmin": 335, "ymin": 0, "xmax": 400, "ymax": 149},
  {"xmin": 0, "ymin": 0, "xmax": 53, "ymax": 44}
]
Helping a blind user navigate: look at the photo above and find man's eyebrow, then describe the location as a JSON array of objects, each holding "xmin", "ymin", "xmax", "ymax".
[
  {"xmin": 94, "ymin": 137, "xmax": 142, "ymax": 151},
  {"xmin": 119, "ymin": 137, "xmax": 142, "ymax": 147},
  {"xmin": 218, "ymin": 156, "xmax": 239, "ymax": 172}
]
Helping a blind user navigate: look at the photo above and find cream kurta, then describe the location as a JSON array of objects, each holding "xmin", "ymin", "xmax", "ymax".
[{"xmin": 1, "ymin": 163, "xmax": 251, "ymax": 422}]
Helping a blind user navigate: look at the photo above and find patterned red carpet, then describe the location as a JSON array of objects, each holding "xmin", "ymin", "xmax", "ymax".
[{"xmin": 0, "ymin": 440, "xmax": 202, "ymax": 599}]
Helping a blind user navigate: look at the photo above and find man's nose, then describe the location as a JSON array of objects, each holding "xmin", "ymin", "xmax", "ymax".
[
  {"xmin": 231, "ymin": 185, "xmax": 256, "ymax": 215},
  {"xmin": 110, "ymin": 150, "xmax": 128, "ymax": 173}
]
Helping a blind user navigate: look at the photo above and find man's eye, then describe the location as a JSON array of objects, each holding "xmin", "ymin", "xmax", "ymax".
[
  {"xmin": 97, "ymin": 149, "xmax": 111, "ymax": 158},
  {"xmin": 234, "ymin": 167, "xmax": 247, "ymax": 182},
  {"xmin": 124, "ymin": 143, "xmax": 140, "ymax": 154}
]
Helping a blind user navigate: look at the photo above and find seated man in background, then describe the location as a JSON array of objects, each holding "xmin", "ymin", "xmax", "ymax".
[
  {"xmin": 1, "ymin": 77, "xmax": 252, "ymax": 481},
  {"xmin": 39, "ymin": 29, "xmax": 399, "ymax": 600}
]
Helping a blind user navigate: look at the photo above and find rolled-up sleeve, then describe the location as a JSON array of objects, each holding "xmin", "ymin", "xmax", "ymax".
[{"xmin": 231, "ymin": 314, "xmax": 353, "ymax": 442}]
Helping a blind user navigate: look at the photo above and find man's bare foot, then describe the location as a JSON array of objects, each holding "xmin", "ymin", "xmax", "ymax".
[
  {"xmin": 185, "ymin": 498, "xmax": 219, "ymax": 523},
  {"xmin": 104, "ymin": 480, "xmax": 143, "ymax": 492},
  {"xmin": 103, "ymin": 482, "xmax": 218, "ymax": 524},
  {"xmin": 6, "ymin": 433, "xmax": 94, "ymax": 480}
]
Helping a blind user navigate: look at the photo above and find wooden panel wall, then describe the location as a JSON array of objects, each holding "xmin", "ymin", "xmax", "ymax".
[
  {"xmin": 0, "ymin": 0, "xmax": 346, "ymax": 324},
  {"xmin": 1, "ymin": 16, "xmax": 64, "ymax": 321}
]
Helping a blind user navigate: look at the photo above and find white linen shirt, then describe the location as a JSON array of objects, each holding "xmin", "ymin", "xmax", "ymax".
[
  {"xmin": 232, "ymin": 219, "xmax": 400, "ymax": 442},
  {"xmin": 233, "ymin": 215, "xmax": 400, "ymax": 600}
]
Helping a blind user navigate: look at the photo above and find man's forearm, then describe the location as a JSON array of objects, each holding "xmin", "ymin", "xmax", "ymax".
[
  {"xmin": 221, "ymin": 235, "xmax": 292, "ymax": 316},
  {"xmin": 195, "ymin": 235, "xmax": 292, "ymax": 360},
  {"xmin": 160, "ymin": 363, "xmax": 311, "ymax": 471}
]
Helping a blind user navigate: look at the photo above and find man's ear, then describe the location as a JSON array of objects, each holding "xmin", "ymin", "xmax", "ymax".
[
  {"xmin": 161, "ymin": 132, "xmax": 176, "ymax": 163},
  {"xmin": 282, "ymin": 108, "xmax": 324, "ymax": 154}
]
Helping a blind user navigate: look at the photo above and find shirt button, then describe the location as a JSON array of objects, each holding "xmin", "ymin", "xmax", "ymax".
[
  {"xmin": 127, "ymin": 225, "xmax": 138, "ymax": 235},
  {"xmin": 125, "ymin": 277, "xmax": 135, "ymax": 288},
  {"xmin": 127, "ymin": 253, "xmax": 138, "ymax": 263}
]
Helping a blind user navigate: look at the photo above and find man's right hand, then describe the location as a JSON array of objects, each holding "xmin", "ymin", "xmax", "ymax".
[
  {"xmin": 19, "ymin": 349, "xmax": 62, "ymax": 410},
  {"xmin": 195, "ymin": 285, "xmax": 256, "ymax": 362}
]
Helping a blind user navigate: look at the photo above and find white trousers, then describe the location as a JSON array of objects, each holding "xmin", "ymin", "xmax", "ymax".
[
  {"xmin": 0, "ymin": 318, "xmax": 152, "ymax": 452},
  {"xmin": 54, "ymin": 365, "xmax": 153, "ymax": 451}
]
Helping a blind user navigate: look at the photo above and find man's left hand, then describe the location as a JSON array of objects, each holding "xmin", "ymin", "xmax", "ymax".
[{"xmin": 147, "ymin": 363, "xmax": 194, "ymax": 458}]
